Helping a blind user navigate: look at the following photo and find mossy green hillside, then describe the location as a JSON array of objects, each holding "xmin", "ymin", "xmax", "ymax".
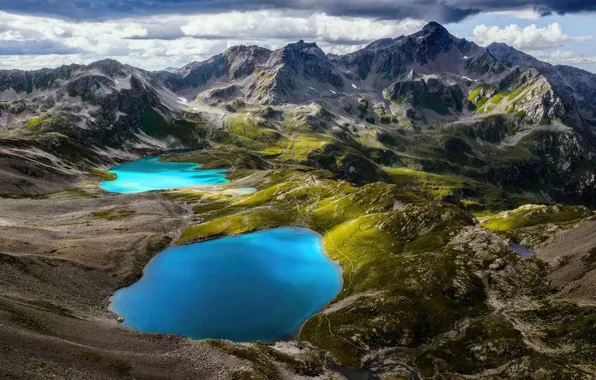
[
  {"xmin": 67, "ymin": 96, "xmax": 596, "ymax": 377},
  {"xmin": 415, "ymin": 316, "xmax": 527, "ymax": 376},
  {"xmin": 383, "ymin": 166, "xmax": 516, "ymax": 212},
  {"xmin": 89, "ymin": 169, "xmax": 117, "ymax": 181},
  {"xmin": 480, "ymin": 204, "xmax": 592, "ymax": 232},
  {"xmin": 480, "ymin": 204, "xmax": 593, "ymax": 248},
  {"xmin": 172, "ymin": 168, "xmax": 566, "ymax": 370}
]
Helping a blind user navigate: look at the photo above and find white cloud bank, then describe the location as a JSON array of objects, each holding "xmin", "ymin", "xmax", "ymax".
[
  {"xmin": 534, "ymin": 50, "xmax": 596, "ymax": 65},
  {"xmin": 472, "ymin": 22, "xmax": 591, "ymax": 50},
  {"xmin": 470, "ymin": 22, "xmax": 596, "ymax": 70},
  {"xmin": 0, "ymin": 10, "xmax": 593, "ymax": 73},
  {"xmin": 0, "ymin": 10, "xmax": 424, "ymax": 70}
]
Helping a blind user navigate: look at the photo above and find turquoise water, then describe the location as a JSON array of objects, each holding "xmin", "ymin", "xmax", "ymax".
[
  {"xmin": 99, "ymin": 157, "xmax": 229, "ymax": 193},
  {"xmin": 109, "ymin": 227, "xmax": 343, "ymax": 342}
]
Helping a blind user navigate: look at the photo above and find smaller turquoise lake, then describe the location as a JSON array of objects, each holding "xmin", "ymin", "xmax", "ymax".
[
  {"xmin": 109, "ymin": 227, "xmax": 343, "ymax": 342},
  {"xmin": 99, "ymin": 157, "xmax": 229, "ymax": 194}
]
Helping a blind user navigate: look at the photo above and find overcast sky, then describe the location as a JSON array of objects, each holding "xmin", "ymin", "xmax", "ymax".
[{"xmin": 0, "ymin": 1, "xmax": 594, "ymax": 72}]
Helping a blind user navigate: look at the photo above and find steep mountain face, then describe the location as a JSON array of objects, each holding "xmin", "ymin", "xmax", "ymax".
[
  {"xmin": 337, "ymin": 21, "xmax": 503, "ymax": 89},
  {"xmin": 488, "ymin": 42, "xmax": 596, "ymax": 125},
  {"xmin": 249, "ymin": 40, "xmax": 345, "ymax": 104},
  {"xmin": 160, "ymin": 41, "xmax": 346, "ymax": 105},
  {"xmin": 0, "ymin": 59, "xmax": 204, "ymax": 194},
  {"xmin": 160, "ymin": 45, "xmax": 272, "ymax": 97},
  {"xmin": 0, "ymin": 59, "xmax": 195, "ymax": 147}
]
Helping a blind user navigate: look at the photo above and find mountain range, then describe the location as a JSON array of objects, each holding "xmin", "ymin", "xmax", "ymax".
[
  {"xmin": 2, "ymin": 21, "xmax": 596, "ymax": 204},
  {"xmin": 1, "ymin": 21, "xmax": 596, "ymax": 379}
]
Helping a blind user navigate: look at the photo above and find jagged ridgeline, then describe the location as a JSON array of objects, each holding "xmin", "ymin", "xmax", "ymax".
[
  {"xmin": 1, "ymin": 22, "xmax": 595, "ymax": 204},
  {"xmin": 1, "ymin": 21, "xmax": 596, "ymax": 379}
]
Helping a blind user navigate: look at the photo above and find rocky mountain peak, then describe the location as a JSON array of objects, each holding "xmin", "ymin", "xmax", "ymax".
[
  {"xmin": 415, "ymin": 21, "xmax": 453, "ymax": 44},
  {"xmin": 87, "ymin": 59, "xmax": 127, "ymax": 76},
  {"xmin": 223, "ymin": 44, "xmax": 271, "ymax": 58},
  {"xmin": 278, "ymin": 40, "xmax": 326, "ymax": 60},
  {"xmin": 420, "ymin": 21, "xmax": 449, "ymax": 35},
  {"xmin": 223, "ymin": 45, "xmax": 271, "ymax": 79}
]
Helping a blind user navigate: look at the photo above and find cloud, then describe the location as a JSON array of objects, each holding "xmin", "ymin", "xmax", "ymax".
[
  {"xmin": 472, "ymin": 22, "xmax": 591, "ymax": 50},
  {"xmin": 534, "ymin": 50, "xmax": 596, "ymax": 65},
  {"xmin": 1, "ymin": 0, "xmax": 595, "ymax": 23},
  {"xmin": 0, "ymin": 10, "xmax": 426, "ymax": 70},
  {"xmin": 0, "ymin": 39, "xmax": 82, "ymax": 55},
  {"xmin": 0, "ymin": 8, "xmax": 592, "ymax": 73},
  {"xmin": 180, "ymin": 12, "xmax": 425, "ymax": 44}
]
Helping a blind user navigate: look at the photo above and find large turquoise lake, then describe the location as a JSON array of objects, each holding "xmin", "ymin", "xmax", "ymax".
[
  {"xmin": 99, "ymin": 157, "xmax": 229, "ymax": 193},
  {"xmin": 109, "ymin": 227, "xmax": 343, "ymax": 342}
]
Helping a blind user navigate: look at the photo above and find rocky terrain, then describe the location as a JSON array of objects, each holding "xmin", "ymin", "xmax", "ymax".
[{"xmin": 1, "ymin": 21, "xmax": 596, "ymax": 379}]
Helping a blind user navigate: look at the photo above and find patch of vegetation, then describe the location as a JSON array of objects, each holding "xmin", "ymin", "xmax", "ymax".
[
  {"xmin": 282, "ymin": 133, "xmax": 334, "ymax": 162},
  {"xmin": 392, "ymin": 95, "xmax": 407, "ymax": 105},
  {"xmin": 177, "ymin": 207, "xmax": 297, "ymax": 244},
  {"xmin": 89, "ymin": 169, "xmax": 117, "ymax": 181},
  {"xmin": 539, "ymin": 116, "xmax": 552, "ymax": 125},
  {"xmin": 383, "ymin": 166, "xmax": 512, "ymax": 211},
  {"xmin": 91, "ymin": 207, "xmax": 136, "ymax": 221},
  {"xmin": 478, "ymin": 105, "xmax": 494, "ymax": 114},
  {"xmin": 507, "ymin": 86, "xmax": 529, "ymax": 101},
  {"xmin": 520, "ymin": 301, "xmax": 596, "ymax": 361},
  {"xmin": 467, "ymin": 85, "xmax": 489, "ymax": 111},
  {"xmin": 226, "ymin": 114, "xmax": 282, "ymax": 147},
  {"xmin": 421, "ymin": 93, "xmax": 451, "ymax": 116},
  {"xmin": 480, "ymin": 204, "xmax": 591, "ymax": 232},
  {"xmin": 416, "ymin": 316, "xmax": 526, "ymax": 376},
  {"xmin": 490, "ymin": 93, "xmax": 504, "ymax": 104}
]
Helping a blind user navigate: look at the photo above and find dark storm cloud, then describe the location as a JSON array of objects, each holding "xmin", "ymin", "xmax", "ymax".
[{"xmin": 0, "ymin": 0, "xmax": 595, "ymax": 22}]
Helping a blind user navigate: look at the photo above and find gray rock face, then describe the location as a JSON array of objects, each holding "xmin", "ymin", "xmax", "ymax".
[
  {"xmin": 268, "ymin": 40, "xmax": 344, "ymax": 89},
  {"xmin": 251, "ymin": 40, "xmax": 345, "ymax": 104},
  {"xmin": 384, "ymin": 77, "xmax": 464, "ymax": 115},
  {"xmin": 0, "ymin": 59, "xmax": 197, "ymax": 151},
  {"xmin": 162, "ymin": 45, "xmax": 272, "ymax": 93},
  {"xmin": 337, "ymin": 21, "xmax": 498, "ymax": 91},
  {"xmin": 488, "ymin": 43, "xmax": 596, "ymax": 124}
]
